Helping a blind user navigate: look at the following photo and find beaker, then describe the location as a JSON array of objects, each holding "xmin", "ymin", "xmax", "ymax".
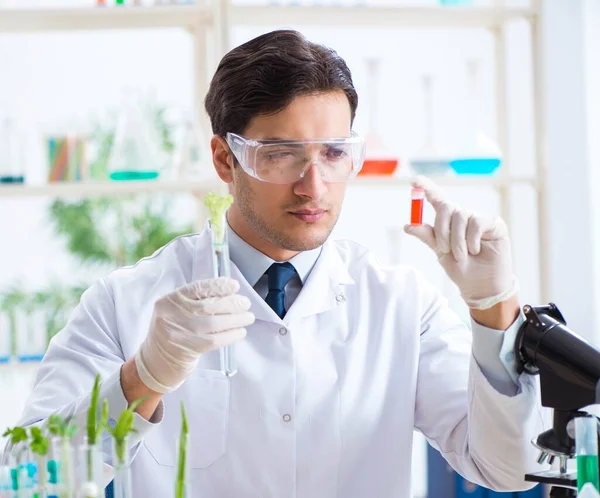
[
  {"xmin": 108, "ymin": 92, "xmax": 162, "ymax": 181},
  {"xmin": 359, "ymin": 58, "xmax": 399, "ymax": 176},
  {"xmin": 409, "ymin": 74, "xmax": 452, "ymax": 176},
  {"xmin": 0, "ymin": 117, "xmax": 25, "ymax": 184},
  {"xmin": 450, "ymin": 59, "xmax": 502, "ymax": 175}
]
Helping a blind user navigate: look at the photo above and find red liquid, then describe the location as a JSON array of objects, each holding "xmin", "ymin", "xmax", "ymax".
[
  {"xmin": 411, "ymin": 198, "xmax": 424, "ymax": 225},
  {"xmin": 359, "ymin": 158, "xmax": 399, "ymax": 176}
]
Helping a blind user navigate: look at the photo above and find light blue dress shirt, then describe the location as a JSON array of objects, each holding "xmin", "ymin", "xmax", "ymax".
[{"xmin": 226, "ymin": 221, "xmax": 523, "ymax": 396}]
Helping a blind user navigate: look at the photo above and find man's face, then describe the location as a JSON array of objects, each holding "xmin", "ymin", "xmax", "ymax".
[{"xmin": 224, "ymin": 91, "xmax": 352, "ymax": 259}]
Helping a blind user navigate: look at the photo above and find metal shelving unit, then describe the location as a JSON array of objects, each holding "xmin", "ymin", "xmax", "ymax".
[{"xmin": 0, "ymin": 0, "xmax": 547, "ymax": 300}]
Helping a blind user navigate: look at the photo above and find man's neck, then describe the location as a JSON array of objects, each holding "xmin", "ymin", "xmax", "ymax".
[{"xmin": 227, "ymin": 211, "xmax": 299, "ymax": 262}]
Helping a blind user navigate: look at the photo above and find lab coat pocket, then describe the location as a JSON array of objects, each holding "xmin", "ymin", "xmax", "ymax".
[{"xmin": 143, "ymin": 368, "xmax": 230, "ymax": 469}]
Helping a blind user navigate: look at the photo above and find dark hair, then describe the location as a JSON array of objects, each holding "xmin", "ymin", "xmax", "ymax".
[{"xmin": 204, "ymin": 29, "xmax": 358, "ymax": 136}]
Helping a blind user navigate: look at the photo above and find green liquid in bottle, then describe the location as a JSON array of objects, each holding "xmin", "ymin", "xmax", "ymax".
[
  {"xmin": 577, "ymin": 454, "xmax": 600, "ymax": 491},
  {"xmin": 109, "ymin": 170, "xmax": 159, "ymax": 181}
]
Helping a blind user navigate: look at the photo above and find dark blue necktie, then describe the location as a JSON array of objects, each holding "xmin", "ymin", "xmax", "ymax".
[{"xmin": 265, "ymin": 262, "xmax": 297, "ymax": 319}]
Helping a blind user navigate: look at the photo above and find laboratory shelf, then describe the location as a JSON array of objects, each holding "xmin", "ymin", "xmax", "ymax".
[
  {"xmin": 230, "ymin": 5, "xmax": 536, "ymax": 29},
  {"xmin": 353, "ymin": 175, "xmax": 536, "ymax": 188},
  {"xmin": 0, "ymin": 175, "xmax": 536, "ymax": 199},
  {"xmin": 0, "ymin": 3, "xmax": 537, "ymax": 35},
  {"xmin": 0, "ymin": 4, "xmax": 211, "ymax": 34},
  {"xmin": 0, "ymin": 179, "xmax": 224, "ymax": 199}
]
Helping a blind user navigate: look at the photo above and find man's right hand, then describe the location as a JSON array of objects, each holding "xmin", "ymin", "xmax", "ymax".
[{"xmin": 134, "ymin": 277, "xmax": 255, "ymax": 394}]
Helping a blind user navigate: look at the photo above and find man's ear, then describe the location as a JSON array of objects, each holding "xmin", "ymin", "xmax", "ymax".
[{"xmin": 211, "ymin": 135, "xmax": 234, "ymax": 183}]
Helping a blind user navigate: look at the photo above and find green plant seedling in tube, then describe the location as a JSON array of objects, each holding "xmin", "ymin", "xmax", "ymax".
[{"xmin": 204, "ymin": 192, "xmax": 236, "ymax": 376}]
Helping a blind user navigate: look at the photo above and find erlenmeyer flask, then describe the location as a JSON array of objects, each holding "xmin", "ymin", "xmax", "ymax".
[
  {"xmin": 0, "ymin": 116, "xmax": 25, "ymax": 184},
  {"xmin": 108, "ymin": 92, "xmax": 162, "ymax": 181},
  {"xmin": 410, "ymin": 74, "xmax": 451, "ymax": 176},
  {"xmin": 170, "ymin": 115, "xmax": 212, "ymax": 180},
  {"xmin": 359, "ymin": 57, "xmax": 399, "ymax": 176},
  {"xmin": 450, "ymin": 59, "xmax": 502, "ymax": 175}
]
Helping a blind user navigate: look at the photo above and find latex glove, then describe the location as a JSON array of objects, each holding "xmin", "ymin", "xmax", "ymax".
[
  {"xmin": 404, "ymin": 176, "xmax": 518, "ymax": 310},
  {"xmin": 135, "ymin": 277, "xmax": 255, "ymax": 394}
]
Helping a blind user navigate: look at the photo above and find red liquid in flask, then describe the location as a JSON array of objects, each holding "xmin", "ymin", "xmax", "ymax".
[{"xmin": 410, "ymin": 187, "xmax": 424, "ymax": 225}]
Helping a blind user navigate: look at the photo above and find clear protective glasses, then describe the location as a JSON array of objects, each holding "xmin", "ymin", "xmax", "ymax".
[{"xmin": 225, "ymin": 131, "xmax": 366, "ymax": 184}]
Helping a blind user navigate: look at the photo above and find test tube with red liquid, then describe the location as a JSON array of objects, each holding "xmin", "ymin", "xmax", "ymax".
[{"xmin": 411, "ymin": 187, "xmax": 424, "ymax": 225}]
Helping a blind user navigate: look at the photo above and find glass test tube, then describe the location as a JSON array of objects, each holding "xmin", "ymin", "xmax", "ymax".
[
  {"xmin": 410, "ymin": 187, "xmax": 424, "ymax": 225},
  {"xmin": 576, "ymin": 415, "xmax": 600, "ymax": 492},
  {"xmin": 111, "ymin": 436, "xmax": 132, "ymax": 498},
  {"xmin": 210, "ymin": 219, "xmax": 237, "ymax": 377}
]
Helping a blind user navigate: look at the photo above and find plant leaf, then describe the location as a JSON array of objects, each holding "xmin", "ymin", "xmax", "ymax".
[{"xmin": 87, "ymin": 374, "xmax": 101, "ymax": 445}]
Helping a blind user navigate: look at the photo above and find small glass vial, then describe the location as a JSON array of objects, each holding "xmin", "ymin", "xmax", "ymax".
[{"xmin": 410, "ymin": 186, "xmax": 424, "ymax": 225}]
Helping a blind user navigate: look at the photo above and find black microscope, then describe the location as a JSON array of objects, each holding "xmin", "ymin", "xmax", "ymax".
[{"xmin": 513, "ymin": 303, "xmax": 600, "ymax": 497}]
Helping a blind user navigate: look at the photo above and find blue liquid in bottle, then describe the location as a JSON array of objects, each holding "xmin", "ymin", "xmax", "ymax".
[{"xmin": 450, "ymin": 157, "xmax": 501, "ymax": 175}]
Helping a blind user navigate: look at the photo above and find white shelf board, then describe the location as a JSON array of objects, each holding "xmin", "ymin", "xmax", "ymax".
[
  {"xmin": 0, "ymin": 179, "xmax": 224, "ymax": 198},
  {"xmin": 0, "ymin": 175, "xmax": 536, "ymax": 199},
  {"xmin": 230, "ymin": 5, "xmax": 536, "ymax": 29},
  {"xmin": 0, "ymin": 5, "xmax": 211, "ymax": 34},
  {"xmin": 352, "ymin": 175, "xmax": 537, "ymax": 188}
]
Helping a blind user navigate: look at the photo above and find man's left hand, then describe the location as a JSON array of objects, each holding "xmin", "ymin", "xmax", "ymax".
[{"xmin": 404, "ymin": 175, "xmax": 519, "ymax": 312}]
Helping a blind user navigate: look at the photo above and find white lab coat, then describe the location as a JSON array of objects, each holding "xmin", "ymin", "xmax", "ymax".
[{"xmin": 17, "ymin": 228, "xmax": 547, "ymax": 497}]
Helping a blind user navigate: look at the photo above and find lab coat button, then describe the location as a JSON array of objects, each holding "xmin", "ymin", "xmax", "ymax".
[
  {"xmin": 278, "ymin": 327, "xmax": 288, "ymax": 336},
  {"xmin": 282, "ymin": 414, "xmax": 292, "ymax": 423},
  {"xmin": 108, "ymin": 418, "xmax": 116, "ymax": 428},
  {"xmin": 335, "ymin": 294, "xmax": 345, "ymax": 303}
]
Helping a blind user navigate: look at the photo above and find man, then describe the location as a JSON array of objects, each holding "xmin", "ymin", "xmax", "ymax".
[{"xmin": 17, "ymin": 30, "xmax": 546, "ymax": 497}]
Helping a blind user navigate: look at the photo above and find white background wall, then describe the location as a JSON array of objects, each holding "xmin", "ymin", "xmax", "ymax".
[{"xmin": 0, "ymin": 0, "xmax": 598, "ymax": 495}]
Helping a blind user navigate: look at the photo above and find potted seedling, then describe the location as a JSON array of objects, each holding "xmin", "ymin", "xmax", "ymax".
[{"xmin": 106, "ymin": 398, "xmax": 144, "ymax": 498}]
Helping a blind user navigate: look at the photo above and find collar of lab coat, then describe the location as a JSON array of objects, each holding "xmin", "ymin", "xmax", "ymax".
[{"xmin": 191, "ymin": 224, "xmax": 355, "ymax": 325}]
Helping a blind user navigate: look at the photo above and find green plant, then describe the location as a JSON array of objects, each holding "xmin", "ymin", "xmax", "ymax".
[
  {"xmin": 85, "ymin": 375, "xmax": 109, "ymax": 483},
  {"xmin": 176, "ymin": 402, "xmax": 189, "ymax": 498},
  {"xmin": 106, "ymin": 398, "xmax": 145, "ymax": 465},
  {"xmin": 47, "ymin": 414, "xmax": 77, "ymax": 440},
  {"xmin": 204, "ymin": 192, "xmax": 234, "ymax": 244},
  {"xmin": 29, "ymin": 426, "xmax": 50, "ymax": 456},
  {"xmin": 2, "ymin": 426, "xmax": 28, "ymax": 446}
]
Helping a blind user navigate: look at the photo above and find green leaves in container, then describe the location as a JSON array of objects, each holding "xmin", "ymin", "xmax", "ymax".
[
  {"xmin": 47, "ymin": 414, "xmax": 77, "ymax": 440},
  {"xmin": 204, "ymin": 192, "xmax": 234, "ymax": 244},
  {"xmin": 29, "ymin": 426, "xmax": 50, "ymax": 456},
  {"xmin": 106, "ymin": 397, "xmax": 145, "ymax": 464},
  {"xmin": 176, "ymin": 401, "xmax": 189, "ymax": 498}
]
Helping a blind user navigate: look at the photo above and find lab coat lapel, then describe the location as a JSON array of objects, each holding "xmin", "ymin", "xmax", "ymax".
[
  {"xmin": 190, "ymin": 228, "xmax": 280, "ymax": 324},
  {"xmin": 283, "ymin": 239, "xmax": 355, "ymax": 324}
]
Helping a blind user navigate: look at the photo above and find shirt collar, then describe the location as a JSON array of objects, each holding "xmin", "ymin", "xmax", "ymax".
[{"xmin": 226, "ymin": 219, "xmax": 322, "ymax": 287}]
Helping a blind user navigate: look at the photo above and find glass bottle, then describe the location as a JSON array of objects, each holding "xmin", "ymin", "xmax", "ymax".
[
  {"xmin": 0, "ymin": 117, "xmax": 25, "ymax": 184},
  {"xmin": 360, "ymin": 57, "xmax": 399, "ymax": 176},
  {"xmin": 409, "ymin": 74, "xmax": 451, "ymax": 176},
  {"xmin": 450, "ymin": 59, "xmax": 502, "ymax": 175},
  {"xmin": 108, "ymin": 92, "xmax": 162, "ymax": 181}
]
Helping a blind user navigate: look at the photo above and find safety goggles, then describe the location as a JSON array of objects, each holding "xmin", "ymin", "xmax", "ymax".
[{"xmin": 225, "ymin": 132, "xmax": 366, "ymax": 184}]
